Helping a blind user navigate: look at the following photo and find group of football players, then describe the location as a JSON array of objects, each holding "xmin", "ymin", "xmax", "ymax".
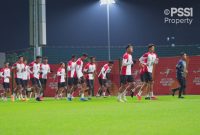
[{"xmin": 0, "ymin": 43, "xmax": 188, "ymax": 102}]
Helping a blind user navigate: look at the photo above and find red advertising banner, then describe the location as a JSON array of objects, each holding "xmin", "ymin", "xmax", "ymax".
[
  {"xmin": 44, "ymin": 64, "xmax": 60, "ymax": 97},
  {"xmin": 152, "ymin": 57, "xmax": 180, "ymax": 95},
  {"xmin": 187, "ymin": 56, "xmax": 200, "ymax": 94}
]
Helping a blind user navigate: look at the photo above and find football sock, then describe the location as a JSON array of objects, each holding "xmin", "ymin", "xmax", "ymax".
[
  {"xmin": 103, "ymin": 92, "xmax": 106, "ymax": 97},
  {"xmin": 67, "ymin": 93, "xmax": 71, "ymax": 98},
  {"xmin": 138, "ymin": 90, "xmax": 142, "ymax": 96},
  {"xmin": 118, "ymin": 92, "xmax": 122, "ymax": 99},
  {"xmin": 150, "ymin": 92, "xmax": 153, "ymax": 97},
  {"xmin": 81, "ymin": 93, "xmax": 84, "ymax": 98}
]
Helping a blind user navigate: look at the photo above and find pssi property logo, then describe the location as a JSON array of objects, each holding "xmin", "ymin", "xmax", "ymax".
[{"xmin": 164, "ymin": 7, "xmax": 193, "ymax": 25}]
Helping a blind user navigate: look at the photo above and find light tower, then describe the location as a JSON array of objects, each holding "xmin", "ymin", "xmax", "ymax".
[{"xmin": 100, "ymin": 0, "xmax": 115, "ymax": 60}]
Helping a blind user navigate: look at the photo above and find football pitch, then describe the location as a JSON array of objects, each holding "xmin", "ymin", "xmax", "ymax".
[{"xmin": 0, "ymin": 96, "xmax": 200, "ymax": 135}]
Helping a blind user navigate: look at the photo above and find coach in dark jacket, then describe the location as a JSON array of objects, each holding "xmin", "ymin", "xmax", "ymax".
[{"xmin": 172, "ymin": 52, "xmax": 188, "ymax": 98}]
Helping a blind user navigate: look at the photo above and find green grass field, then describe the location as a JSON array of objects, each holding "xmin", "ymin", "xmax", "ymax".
[{"xmin": 0, "ymin": 96, "xmax": 200, "ymax": 135}]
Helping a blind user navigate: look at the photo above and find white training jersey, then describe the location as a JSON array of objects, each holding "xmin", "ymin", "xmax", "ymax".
[
  {"xmin": 41, "ymin": 63, "xmax": 50, "ymax": 79},
  {"xmin": 83, "ymin": 63, "xmax": 96, "ymax": 80},
  {"xmin": 22, "ymin": 65, "xmax": 31, "ymax": 80},
  {"xmin": 2, "ymin": 68, "xmax": 11, "ymax": 83},
  {"xmin": 98, "ymin": 64, "xmax": 111, "ymax": 79},
  {"xmin": 75, "ymin": 58, "xmax": 84, "ymax": 79},
  {"xmin": 139, "ymin": 52, "xmax": 158, "ymax": 73},
  {"xmin": 67, "ymin": 60, "xmax": 76, "ymax": 78},
  {"xmin": 57, "ymin": 67, "xmax": 66, "ymax": 83},
  {"xmin": 29, "ymin": 61, "xmax": 41, "ymax": 79},
  {"xmin": 13, "ymin": 62, "xmax": 25, "ymax": 79},
  {"xmin": 121, "ymin": 52, "xmax": 133, "ymax": 75}
]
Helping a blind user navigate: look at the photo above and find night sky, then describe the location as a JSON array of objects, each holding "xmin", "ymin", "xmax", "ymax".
[{"xmin": 0, "ymin": 0, "xmax": 200, "ymax": 52}]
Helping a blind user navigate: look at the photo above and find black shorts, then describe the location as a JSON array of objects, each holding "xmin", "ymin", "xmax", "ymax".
[
  {"xmin": 40, "ymin": 78, "xmax": 47, "ymax": 85},
  {"xmin": 120, "ymin": 75, "xmax": 134, "ymax": 84},
  {"xmin": 106, "ymin": 73, "xmax": 111, "ymax": 80},
  {"xmin": 15, "ymin": 78, "xmax": 23, "ymax": 86},
  {"xmin": 22, "ymin": 80, "xmax": 28, "ymax": 87},
  {"xmin": 68, "ymin": 78, "xmax": 74, "ymax": 86},
  {"xmin": 68, "ymin": 77, "xmax": 79, "ymax": 86},
  {"xmin": 73, "ymin": 77, "xmax": 78, "ymax": 85},
  {"xmin": 143, "ymin": 72, "xmax": 153, "ymax": 82},
  {"xmin": 98, "ymin": 78, "xmax": 107, "ymax": 87},
  {"xmin": 31, "ymin": 78, "xmax": 40, "ymax": 86},
  {"xmin": 86, "ymin": 79, "xmax": 94, "ymax": 88},
  {"xmin": 58, "ymin": 82, "xmax": 66, "ymax": 88},
  {"xmin": 3, "ymin": 83, "xmax": 10, "ymax": 89},
  {"xmin": 79, "ymin": 76, "xmax": 85, "ymax": 84},
  {"xmin": 140, "ymin": 74, "xmax": 145, "ymax": 82}
]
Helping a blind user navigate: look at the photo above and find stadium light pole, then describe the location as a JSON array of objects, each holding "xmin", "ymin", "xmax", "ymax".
[
  {"xmin": 100, "ymin": 0, "xmax": 115, "ymax": 60},
  {"xmin": 30, "ymin": 0, "xmax": 46, "ymax": 59}
]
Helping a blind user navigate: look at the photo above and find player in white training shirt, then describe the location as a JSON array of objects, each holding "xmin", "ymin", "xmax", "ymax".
[
  {"xmin": 55, "ymin": 62, "xmax": 66, "ymax": 99},
  {"xmin": 83, "ymin": 56, "xmax": 96, "ymax": 99},
  {"xmin": 118, "ymin": 44, "xmax": 135, "ymax": 102},
  {"xmin": 29, "ymin": 56, "xmax": 42, "ymax": 101},
  {"xmin": 139, "ymin": 44, "xmax": 159, "ymax": 100},
  {"xmin": 40, "ymin": 57, "xmax": 51, "ymax": 97},
  {"xmin": 75, "ymin": 53, "xmax": 88, "ymax": 101},
  {"xmin": 22, "ymin": 59, "xmax": 32, "ymax": 100},
  {"xmin": 66, "ymin": 55, "xmax": 77, "ymax": 101},
  {"xmin": 97, "ymin": 61, "xmax": 114, "ymax": 97},
  {"xmin": 12, "ymin": 55, "xmax": 25, "ymax": 100},
  {"xmin": 1, "ymin": 62, "xmax": 11, "ymax": 101}
]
